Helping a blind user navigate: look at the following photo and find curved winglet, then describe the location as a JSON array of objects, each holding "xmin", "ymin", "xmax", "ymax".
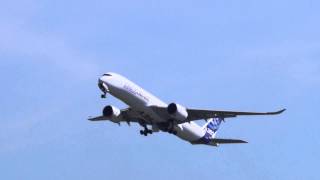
[{"xmin": 267, "ymin": 108, "xmax": 286, "ymax": 115}]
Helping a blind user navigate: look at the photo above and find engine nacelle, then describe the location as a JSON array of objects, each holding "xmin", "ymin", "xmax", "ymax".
[
  {"xmin": 103, "ymin": 105, "xmax": 121, "ymax": 123},
  {"xmin": 167, "ymin": 103, "xmax": 188, "ymax": 121}
]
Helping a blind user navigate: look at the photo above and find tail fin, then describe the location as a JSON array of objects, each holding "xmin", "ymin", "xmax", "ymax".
[{"xmin": 203, "ymin": 117, "xmax": 223, "ymax": 139}]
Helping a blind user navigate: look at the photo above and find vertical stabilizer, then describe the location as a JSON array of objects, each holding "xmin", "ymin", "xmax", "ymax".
[{"xmin": 202, "ymin": 117, "xmax": 223, "ymax": 139}]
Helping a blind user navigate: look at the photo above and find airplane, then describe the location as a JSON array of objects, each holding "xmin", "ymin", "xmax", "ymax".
[{"xmin": 89, "ymin": 72, "xmax": 286, "ymax": 147}]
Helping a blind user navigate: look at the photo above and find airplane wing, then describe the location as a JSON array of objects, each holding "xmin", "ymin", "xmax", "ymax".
[
  {"xmin": 186, "ymin": 108, "xmax": 286, "ymax": 121},
  {"xmin": 88, "ymin": 116, "xmax": 110, "ymax": 121},
  {"xmin": 88, "ymin": 108, "xmax": 143, "ymax": 124},
  {"xmin": 150, "ymin": 106, "xmax": 286, "ymax": 123}
]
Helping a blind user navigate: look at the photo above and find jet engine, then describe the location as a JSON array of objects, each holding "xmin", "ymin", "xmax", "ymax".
[
  {"xmin": 167, "ymin": 103, "xmax": 188, "ymax": 122},
  {"xmin": 103, "ymin": 105, "xmax": 121, "ymax": 123}
]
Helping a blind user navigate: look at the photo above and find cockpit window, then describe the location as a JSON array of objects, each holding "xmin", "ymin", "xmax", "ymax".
[{"xmin": 103, "ymin": 73, "xmax": 112, "ymax": 76}]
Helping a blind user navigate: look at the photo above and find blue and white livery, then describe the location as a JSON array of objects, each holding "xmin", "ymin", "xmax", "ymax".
[{"xmin": 89, "ymin": 72, "xmax": 286, "ymax": 147}]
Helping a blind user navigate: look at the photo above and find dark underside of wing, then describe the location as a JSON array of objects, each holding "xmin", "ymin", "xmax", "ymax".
[
  {"xmin": 150, "ymin": 106, "xmax": 286, "ymax": 123},
  {"xmin": 88, "ymin": 108, "xmax": 143, "ymax": 123},
  {"xmin": 186, "ymin": 108, "xmax": 286, "ymax": 121}
]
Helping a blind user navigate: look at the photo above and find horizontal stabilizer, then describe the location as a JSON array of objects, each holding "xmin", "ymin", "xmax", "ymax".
[
  {"xmin": 191, "ymin": 138, "xmax": 248, "ymax": 146},
  {"xmin": 211, "ymin": 138, "xmax": 248, "ymax": 144}
]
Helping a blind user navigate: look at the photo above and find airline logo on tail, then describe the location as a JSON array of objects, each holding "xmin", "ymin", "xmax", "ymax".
[
  {"xmin": 202, "ymin": 117, "xmax": 223, "ymax": 143},
  {"xmin": 207, "ymin": 117, "xmax": 223, "ymax": 133}
]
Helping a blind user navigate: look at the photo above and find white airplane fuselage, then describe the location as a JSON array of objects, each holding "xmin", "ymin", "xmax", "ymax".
[{"xmin": 99, "ymin": 73, "xmax": 207, "ymax": 143}]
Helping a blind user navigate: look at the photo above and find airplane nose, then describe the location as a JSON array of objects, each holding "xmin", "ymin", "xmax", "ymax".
[
  {"xmin": 98, "ymin": 80, "xmax": 106, "ymax": 92},
  {"xmin": 99, "ymin": 77, "xmax": 104, "ymax": 84},
  {"xmin": 98, "ymin": 78, "xmax": 109, "ymax": 93},
  {"xmin": 98, "ymin": 73, "xmax": 113, "ymax": 93}
]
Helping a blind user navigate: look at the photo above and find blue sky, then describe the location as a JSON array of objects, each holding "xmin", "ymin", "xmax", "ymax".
[{"xmin": 1, "ymin": 0, "xmax": 320, "ymax": 179}]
